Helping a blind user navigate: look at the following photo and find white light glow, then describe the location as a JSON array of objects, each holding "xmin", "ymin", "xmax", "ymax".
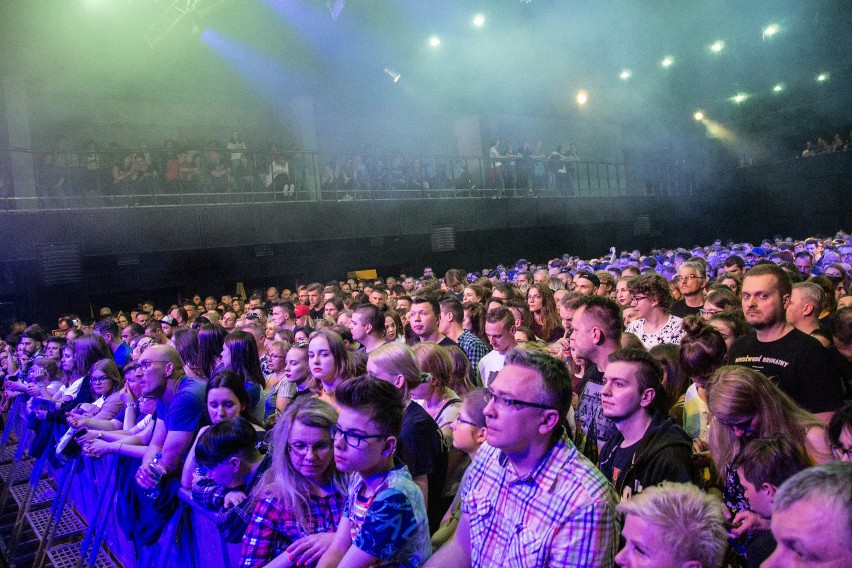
[
  {"xmin": 730, "ymin": 92, "xmax": 749, "ymax": 104},
  {"xmin": 710, "ymin": 40, "xmax": 725, "ymax": 53},
  {"xmin": 817, "ymin": 73, "xmax": 829, "ymax": 82},
  {"xmin": 772, "ymin": 83, "xmax": 784, "ymax": 92},
  {"xmin": 694, "ymin": 111, "xmax": 704, "ymax": 121},
  {"xmin": 429, "ymin": 35, "xmax": 441, "ymax": 47},
  {"xmin": 576, "ymin": 90, "xmax": 588, "ymax": 105},
  {"xmin": 763, "ymin": 24, "xmax": 780, "ymax": 38},
  {"xmin": 661, "ymin": 56, "xmax": 674, "ymax": 68},
  {"xmin": 472, "ymin": 14, "xmax": 485, "ymax": 27},
  {"xmin": 619, "ymin": 69, "xmax": 632, "ymax": 80}
]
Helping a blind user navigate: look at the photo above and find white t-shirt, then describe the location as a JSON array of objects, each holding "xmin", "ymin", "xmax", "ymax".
[
  {"xmin": 59, "ymin": 377, "xmax": 85, "ymax": 399},
  {"xmin": 478, "ymin": 350, "xmax": 507, "ymax": 387}
]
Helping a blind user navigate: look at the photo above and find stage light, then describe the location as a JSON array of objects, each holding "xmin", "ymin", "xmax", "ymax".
[
  {"xmin": 772, "ymin": 83, "xmax": 784, "ymax": 93},
  {"xmin": 619, "ymin": 69, "xmax": 632, "ymax": 80},
  {"xmin": 694, "ymin": 111, "xmax": 704, "ymax": 121},
  {"xmin": 384, "ymin": 68, "xmax": 401, "ymax": 83},
  {"xmin": 709, "ymin": 40, "xmax": 725, "ymax": 53},
  {"xmin": 730, "ymin": 92, "xmax": 749, "ymax": 104},
  {"xmin": 472, "ymin": 14, "xmax": 485, "ymax": 27},
  {"xmin": 429, "ymin": 35, "xmax": 441, "ymax": 47},
  {"xmin": 661, "ymin": 56, "xmax": 674, "ymax": 68},
  {"xmin": 576, "ymin": 90, "xmax": 588, "ymax": 105},
  {"xmin": 816, "ymin": 73, "xmax": 829, "ymax": 82},
  {"xmin": 763, "ymin": 24, "xmax": 780, "ymax": 38}
]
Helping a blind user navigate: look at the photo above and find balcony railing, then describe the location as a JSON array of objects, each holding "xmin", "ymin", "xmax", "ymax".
[{"xmin": 0, "ymin": 147, "xmax": 637, "ymax": 210}]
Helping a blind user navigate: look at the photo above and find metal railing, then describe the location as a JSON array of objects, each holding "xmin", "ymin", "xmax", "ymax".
[{"xmin": 0, "ymin": 147, "xmax": 631, "ymax": 210}]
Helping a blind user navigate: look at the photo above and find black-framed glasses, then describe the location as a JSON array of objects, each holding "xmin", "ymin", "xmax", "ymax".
[
  {"xmin": 830, "ymin": 444, "xmax": 852, "ymax": 461},
  {"xmin": 330, "ymin": 425, "xmax": 388, "ymax": 448},
  {"xmin": 483, "ymin": 388, "xmax": 555, "ymax": 411},
  {"xmin": 454, "ymin": 415, "xmax": 480, "ymax": 428},
  {"xmin": 90, "ymin": 375, "xmax": 110, "ymax": 384},
  {"xmin": 630, "ymin": 295, "xmax": 648, "ymax": 304},
  {"xmin": 137, "ymin": 360, "xmax": 169, "ymax": 371},
  {"xmin": 700, "ymin": 308, "xmax": 722, "ymax": 317}
]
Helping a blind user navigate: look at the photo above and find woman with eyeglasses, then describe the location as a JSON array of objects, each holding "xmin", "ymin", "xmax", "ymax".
[
  {"xmin": 700, "ymin": 287, "xmax": 739, "ymax": 320},
  {"xmin": 80, "ymin": 362, "xmax": 159, "ymax": 459},
  {"xmin": 626, "ymin": 273, "xmax": 685, "ymax": 349},
  {"xmin": 66, "ymin": 358, "xmax": 125, "ymax": 429},
  {"xmin": 706, "ymin": 365, "xmax": 831, "ymax": 548},
  {"xmin": 264, "ymin": 341, "xmax": 297, "ymax": 422},
  {"xmin": 239, "ymin": 398, "xmax": 346, "ymax": 568},
  {"xmin": 431, "ymin": 388, "xmax": 488, "ymax": 550},
  {"xmin": 180, "ymin": 370, "xmax": 264, "ymax": 489}
]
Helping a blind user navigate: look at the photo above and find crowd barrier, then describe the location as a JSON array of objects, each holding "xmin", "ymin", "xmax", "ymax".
[
  {"xmin": 0, "ymin": 147, "xmax": 642, "ymax": 210},
  {"xmin": 0, "ymin": 399, "xmax": 241, "ymax": 568}
]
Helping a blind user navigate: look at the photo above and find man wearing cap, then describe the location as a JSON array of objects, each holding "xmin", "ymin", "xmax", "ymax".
[
  {"xmin": 573, "ymin": 270, "xmax": 600, "ymax": 296},
  {"xmin": 160, "ymin": 315, "xmax": 178, "ymax": 340}
]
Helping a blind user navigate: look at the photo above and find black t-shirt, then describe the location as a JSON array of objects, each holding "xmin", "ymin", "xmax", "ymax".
[
  {"xmin": 728, "ymin": 328, "xmax": 843, "ymax": 414},
  {"xmin": 670, "ymin": 299, "xmax": 701, "ymax": 318},
  {"xmin": 398, "ymin": 401, "xmax": 448, "ymax": 532},
  {"xmin": 598, "ymin": 439, "xmax": 640, "ymax": 485}
]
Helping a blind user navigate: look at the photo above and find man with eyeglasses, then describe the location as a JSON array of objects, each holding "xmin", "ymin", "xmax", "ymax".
[
  {"xmin": 319, "ymin": 376, "xmax": 431, "ymax": 568},
  {"xmin": 131, "ymin": 345, "xmax": 206, "ymax": 544},
  {"xmin": 670, "ymin": 260, "xmax": 706, "ymax": 318},
  {"xmin": 425, "ymin": 348, "xmax": 619, "ymax": 567}
]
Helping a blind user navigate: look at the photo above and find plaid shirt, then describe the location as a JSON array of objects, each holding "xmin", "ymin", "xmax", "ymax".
[
  {"xmin": 461, "ymin": 431, "xmax": 619, "ymax": 567},
  {"xmin": 457, "ymin": 329, "xmax": 489, "ymax": 386},
  {"xmin": 240, "ymin": 492, "xmax": 345, "ymax": 568}
]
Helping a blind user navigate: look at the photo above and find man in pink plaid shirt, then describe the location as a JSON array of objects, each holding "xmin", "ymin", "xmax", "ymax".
[{"xmin": 426, "ymin": 348, "xmax": 619, "ymax": 567}]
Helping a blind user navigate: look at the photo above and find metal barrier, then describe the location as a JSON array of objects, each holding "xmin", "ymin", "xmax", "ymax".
[
  {"xmin": 0, "ymin": 403, "xmax": 244, "ymax": 568},
  {"xmin": 0, "ymin": 147, "xmax": 633, "ymax": 210}
]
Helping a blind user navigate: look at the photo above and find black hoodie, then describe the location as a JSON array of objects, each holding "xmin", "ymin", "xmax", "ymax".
[{"xmin": 599, "ymin": 411, "xmax": 693, "ymax": 499}]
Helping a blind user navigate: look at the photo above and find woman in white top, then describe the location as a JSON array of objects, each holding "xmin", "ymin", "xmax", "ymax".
[{"xmin": 625, "ymin": 273, "xmax": 685, "ymax": 349}]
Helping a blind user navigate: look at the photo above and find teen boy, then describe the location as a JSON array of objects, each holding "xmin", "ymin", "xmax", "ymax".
[{"xmin": 319, "ymin": 375, "xmax": 431, "ymax": 568}]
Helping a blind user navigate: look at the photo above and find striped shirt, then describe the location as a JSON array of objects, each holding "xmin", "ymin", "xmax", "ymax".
[{"xmin": 461, "ymin": 432, "xmax": 619, "ymax": 567}]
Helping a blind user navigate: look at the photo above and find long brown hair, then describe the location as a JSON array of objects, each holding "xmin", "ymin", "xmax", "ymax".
[
  {"xmin": 706, "ymin": 365, "xmax": 824, "ymax": 473},
  {"xmin": 526, "ymin": 283, "xmax": 560, "ymax": 340}
]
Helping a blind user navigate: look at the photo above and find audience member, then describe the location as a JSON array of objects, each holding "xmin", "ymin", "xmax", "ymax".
[
  {"xmin": 425, "ymin": 348, "xmax": 619, "ymax": 567},
  {"xmin": 615, "ymin": 482, "xmax": 728, "ymax": 568}
]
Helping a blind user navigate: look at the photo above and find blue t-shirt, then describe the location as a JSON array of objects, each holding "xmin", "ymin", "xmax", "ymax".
[
  {"xmin": 113, "ymin": 342, "xmax": 132, "ymax": 367},
  {"xmin": 344, "ymin": 463, "xmax": 430, "ymax": 567},
  {"xmin": 155, "ymin": 376, "xmax": 207, "ymax": 432}
]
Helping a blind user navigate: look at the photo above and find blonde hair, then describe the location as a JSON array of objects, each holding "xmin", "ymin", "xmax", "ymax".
[
  {"xmin": 367, "ymin": 342, "xmax": 421, "ymax": 395},
  {"xmin": 413, "ymin": 342, "xmax": 454, "ymax": 392},
  {"xmin": 251, "ymin": 398, "xmax": 346, "ymax": 527},
  {"xmin": 706, "ymin": 365, "xmax": 823, "ymax": 472}
]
